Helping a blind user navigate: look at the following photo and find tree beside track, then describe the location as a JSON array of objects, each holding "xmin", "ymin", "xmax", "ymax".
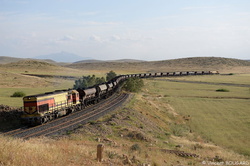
[
  {"xmin": 73, "ymin": 75, "xmax": 105, "ymax": 89},
  {"xmin": 123, "ymin": 77, "xmax": 144, "ymax": 92}
]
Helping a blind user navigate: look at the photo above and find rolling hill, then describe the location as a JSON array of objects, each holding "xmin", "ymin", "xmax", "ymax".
[
  {"xmin": 35, "ymin": 51, "xmax": 91, "ymax": 63},
  {"xmin": 1, "ymin": 56, "xmax": 250, "ymax": 75},
  {"xmin": 0, "ymin": 59, "xmax": 84, "ymax": 77},
  {"xmin": 66, "ymin": 57, "xmax": 250, "ymax": 73},
  {"xmin": 74, "ymin": 59, "xmax": 145, "ymax": 64},
  {"xmin": 0, "ymin": 56, "xmax": 24, "ymax": 64},
  {"xmin": 0, "ymin": 56, "xmax": 58, "ymax": 65}
]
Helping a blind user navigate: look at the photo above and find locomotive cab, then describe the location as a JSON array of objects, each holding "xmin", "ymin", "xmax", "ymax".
[
  {"xmin": 22, "ymin": 96, "xmax": 43, "ymax": 125},
  {"xmin": 23, "ymin": 96, "xmax": 39, "ymax": 114}
]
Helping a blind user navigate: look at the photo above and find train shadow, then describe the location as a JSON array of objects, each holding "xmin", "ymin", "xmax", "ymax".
[
  {"xmin": 0, "ymin": 120, "xmax": 25, "ymax": 133},
  {"xmin": 0, "ymin": 106, "xmax": 24, "ymax": 133}
]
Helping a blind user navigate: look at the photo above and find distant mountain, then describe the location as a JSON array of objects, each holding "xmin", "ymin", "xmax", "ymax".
[{"xmin": 35, "ymin": 51, "xmax": 91, "ymax": 63}]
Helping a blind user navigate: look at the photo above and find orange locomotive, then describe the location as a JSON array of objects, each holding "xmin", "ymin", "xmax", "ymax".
[{"xmin": 22, "ymin": 90, "xmax": 80, "ymax": 125}]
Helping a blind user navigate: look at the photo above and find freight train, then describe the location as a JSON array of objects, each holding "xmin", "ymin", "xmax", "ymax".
[{"xmin": 21, "ymin": 71, "xmax": 219, "ymax": 125}]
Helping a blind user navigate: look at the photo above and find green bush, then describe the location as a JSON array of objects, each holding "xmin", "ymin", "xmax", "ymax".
[
  {"xmin": 107, "ymin": 151, "xmax": 118, "ymax": 159},
  {"xmin": 11, "ymin": 91, "xmax": 26, "ymax": 97},
  {"xmin": 123, "ymin": 77, "xmax": 144, "ymax": 92},
  {"xmin": 170, "ymin": 124, "xmax": 190, "ymax": 137},
  {"xmin": 216, "ymin": 88, "xmax": 230, "ymax": 92},
  {"xmin": 130, "ymin": 144, "xmax": 141, "ymax": 151},
  {"xmin": 73, "ymin": 75, "xmax": 106, "ymax": 89},
  {"xmin": 106, "ymin": 70, "xmax": 117, "ymax": 81}
]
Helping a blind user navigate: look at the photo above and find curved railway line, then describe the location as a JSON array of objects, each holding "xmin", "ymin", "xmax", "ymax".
[
  {"xmin": 3, "ymin": 93, "xmax": 130, "ymax": 139},
  {"xmin": 2, "ymin": 70, "xmax": 220, "ymax": 139}
]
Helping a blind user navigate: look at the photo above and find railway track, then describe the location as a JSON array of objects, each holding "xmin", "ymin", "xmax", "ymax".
[
  {"xmin": 3, "ymin": 92, "xmax": 129, "ymax": 139},
  {"xmin": 161, "ymin": 148, "xmax": 199, "ymax": 158}
]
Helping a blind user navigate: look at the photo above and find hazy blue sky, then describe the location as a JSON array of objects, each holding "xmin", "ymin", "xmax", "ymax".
[{"xmin": 1, "ymin": 0, "xmax": 250, "ymax": 60}]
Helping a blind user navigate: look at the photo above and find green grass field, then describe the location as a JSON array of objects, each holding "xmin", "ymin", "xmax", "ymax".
[
  {"xmin": 144, "ymin": 74, "xmax": 250, "ymax": 156},
  {"xmin": 165, "ymin": 74, "xmax": 250, "ymax": 85},
  {"xmin": 0, "ymin": 78, "xmax": 75, "ymax": 107}
]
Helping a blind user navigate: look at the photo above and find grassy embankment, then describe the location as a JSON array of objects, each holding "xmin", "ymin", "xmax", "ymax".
[{"xmin": 150, "ymin": 74, "xmax": 250, "ymax": 156}]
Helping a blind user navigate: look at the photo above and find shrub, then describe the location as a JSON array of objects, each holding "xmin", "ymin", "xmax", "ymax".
[
  {"xmin": 123, "ymin": 77, "xmax": 144, "ymax": 92},
  {"xmin": 106, "ymin": 70, "xmax": 117, "ymax": 81},
  {"xmin": 11, "ymin": 91, "xmax": 26, "ymax": 97},
  {"xmin": 216, "ymin": 89, "xmax": 229, "ymax": 92},
  {"xmin": 130, "ymin": 144, "xmax": 141, "ymax": 151},
  {"xmin": 73, "ymin": 75, "xmax": 106, "ymax": 89},
  {"xmin": 170, "ymin": 124, "xmax": 190, "ymax": 137},
  {"xmin": 107, "ymin": 151, "xmax": 117, "ymax": 159}
]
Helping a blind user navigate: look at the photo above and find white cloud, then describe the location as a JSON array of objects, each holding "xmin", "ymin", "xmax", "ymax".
[
  {"xmin": 110, "ymin": 35, "xmax": 121, "ymax": 41},
  {"xmin": 89, "ymin": 35, "xmax": 103, "ymax": 42},
  {"xmin": 58, "ymin": 35, "xmax": 76, "ymax": 42}
]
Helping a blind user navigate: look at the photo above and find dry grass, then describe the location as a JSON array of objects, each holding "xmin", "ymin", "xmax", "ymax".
[
  {"xmin": 0, "ymin": 136, "xmax": 98, "ymax": 166},
  {"xmin": 0, "ymin": 71, "xmax": 51, "ymax": 88}
]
